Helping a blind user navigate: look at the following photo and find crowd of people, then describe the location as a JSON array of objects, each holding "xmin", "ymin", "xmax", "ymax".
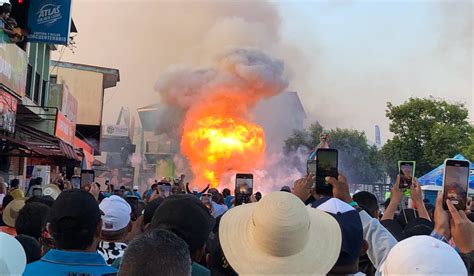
[{"xmin": 0, "ymin": 172, "xmax": 473, "ymax": 275}]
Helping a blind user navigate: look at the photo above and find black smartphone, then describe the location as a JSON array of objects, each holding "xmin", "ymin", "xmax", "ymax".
[
  {"xmin": 315, "ymin": 148, "xmax": 338, "ymax": 194},
  {"xmin": 33, "ymin": 187, "xmax": 43, "ymax": 197},
  {"xmin": 80, "ymin": 170, "xmax": 95, "ymax": 187},
  {"xmin": 235, "ymin": 173, "xmax": 253, "ymax": 206},
  {"xmin": 307, "ymin": 160, "xmax": 317, "ymax": 188},
  {"xmin": 442, "ymin": 159, "xmax": 470, "ymax": 210},
  {"xmin": 398, "ymin": 161, "xmax": 416, "ymax": 189},
  {"xmin": 71, "ymin": 176, "xmax": 81, "ymax": 189}
]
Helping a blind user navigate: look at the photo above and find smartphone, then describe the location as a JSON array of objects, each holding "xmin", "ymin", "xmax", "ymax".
[
  {"xmin": 33, "ymin": 187, "xmax": 43, "ymax": 197},
  {"xmin": 315, "ymin": 148, "xmax": 338, "ymax": 194},
  {"xmin": 160, "ymin": 185, "xmax": 171, "ymax": 197},
  {"xmin": 398, "ymin": 161, "xmax": 416, "ymax": 189},
  {"xmin": 80, "ymin": 170, "xmax": 95, "ymax": 187},
  {"xmin": 235, "ymin": 173, "xmax": 253, "ymax": 205},
  {"xmin": 307, "ymin": 160, "xmax": 317, "ymax": 188},
  {"xmin": 442, "ymin": 159, "xmax": 470, "ymax": 210},
  {"xmin": 71, "ymin": 176, "xmax": 81, "ymax": 189}
]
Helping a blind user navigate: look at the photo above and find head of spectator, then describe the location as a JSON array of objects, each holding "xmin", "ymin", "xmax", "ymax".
[
  {"xmin": 402, "ymin": 218, "xmax": 434, "ymax": 239},
  {"xmin": 313, "ymin": 197, "xmax": 366, "ymax": 274},
  {"xmin": 222, "ymin": 188, "xmax": 231, "ymax": 198},
  {"xmin": 24, "ymin": 189, "xmax": 117, "ymax": 275},
  {"xmin": 280, "ymin": 185, "xmax": 291, "ymax": 193},
  {"xmin": 15, "ymin": 234, "xmax": 41, "ymax": 264},
  {"xmin": 142, "ymin": 198, "xmax": 164, "ymax": 228},
  {"xmin": 10, "ymin": 179, "xmax": 25, "ymax": 199},
  {"xmin": 47, "ymin": 190, "xmax": 102, "ymax": 251},
  {"xmin": 219, "ymin": 192, "xmax": 342, "ymax": 275},
  {"xmin": 10, "ymin": 178, "xmax": 19, "ymax": 189},
  {"xmin": 381, "ymin": 235, "xmax": 467, "ymax": 275},
  {"xmin": 119, "ymin": 229, "xmax": 192, "ymax": 276},
  {"xmin": 98, "ymin": 195, "xmax": 132, "ymax": 265},
  {"xmin": 353, "ymin": 191, "xmax": 379, "ymax": 218},
  {"xmin": 15, "ymin": 202, "xmax": 50, "ymax": 240},
  {"xmin": 208, "ymin": 188, "xmax": 219, "ymax": 195},
  {"xmin": 149, "ymin": 194, "xmax": 215, "ymax": 273},
  {"xmin": 0, "ymin": 232, "xmax": 26, "ymax": 275},
  {"xmin": 255, "ymin": 191, "xmax": 262, "ymax": 201},
  {"xmin": 2, "ymin": 198, "xmax": 25, "ymax": 229}
]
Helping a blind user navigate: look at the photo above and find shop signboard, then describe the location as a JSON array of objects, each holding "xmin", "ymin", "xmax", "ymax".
[
  {"xmin": 0, "ymin": 43, "xmax": 27, "ymax": 96},
  {"xmin": 55, "ymin": 111, "xmax": 75, "ymax": 145},
  {"xmin": 0, "ymin": 90, "xmax": 17, "ymax": 134},
  {"xmin": 104, "ymin": 125, "xmax": 129, "ymax": 137},
  {"xmin": 27, "ymin": 0, "xmax": 72, "ymax": 45},
  {"xmin": 61, "ymin": 84, "xmax": 77, "ymax": 123}
]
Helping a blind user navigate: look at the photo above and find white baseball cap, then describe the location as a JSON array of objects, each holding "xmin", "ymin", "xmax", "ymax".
[
  {"xmin": 382, "ymin": 235, "xmax": 467, "ymax": 275},
  {"xmin": 133, "ymin": 185, "xmax": 139, "ymax": 191},
  {"xmin": 0, "ymin": 232, "xmax": 26, "ymax": 275},
  {"xmin": 99, "ymin": 195, "xmax": 131, "ymax": 231}
]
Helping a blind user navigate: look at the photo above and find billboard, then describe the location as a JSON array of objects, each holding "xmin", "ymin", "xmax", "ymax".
[
  {"xmin": 104, "ymin": 125, "xmax": 129, "ymax": 137},
  {"xmin": 0, "ymin": 90, "xmax": 17, "ymax": 134},
  {"xmin": 27, "ymin": 0, "xmax": 72, "ymax": 45},
  {"xmin": 55, "ymin": 111, "xmax": 75, "ymax": 145},
  {"xmin": 0, "ymin": 42, "xmax": 27, "ymax": 96}
]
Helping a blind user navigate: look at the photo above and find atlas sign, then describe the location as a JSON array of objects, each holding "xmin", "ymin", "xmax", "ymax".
[{"xmin": 36, "ymin": 4, "xmax": 62, "ymax": 25}]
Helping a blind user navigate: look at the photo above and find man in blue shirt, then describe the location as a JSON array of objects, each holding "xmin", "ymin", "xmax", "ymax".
[{"xmin": 24, "ymin": 190, "xmax": 117, "ymax": 276}]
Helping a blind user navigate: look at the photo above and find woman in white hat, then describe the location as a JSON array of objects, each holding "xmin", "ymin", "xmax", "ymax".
[{"xmin": 219, "ymin": 191, "xmax": 342, "ymax": 275}]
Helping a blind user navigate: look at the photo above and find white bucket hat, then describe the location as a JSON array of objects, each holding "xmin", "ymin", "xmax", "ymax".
[
  {"xmin": 219, "ymin": 191, "xmax": 342, "ymax": 275},
  {"xmin": 0, "ymin": 232, "xmax": 27, "ymax": 275},
  {"xmin": 382, "ymin": 235, "xmax": 467, "ymax": 275}
]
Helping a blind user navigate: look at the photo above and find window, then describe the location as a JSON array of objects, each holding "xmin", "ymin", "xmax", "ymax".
[
  {"xmin": 50, "ymin": 75, "xmax": 57, "ymax": 84},
  {"xmin": 25, "ymin": 64, "xmax": 32, "ymax": 99},
  {"xmin": 41, "ymin": 80, "xmax": 48, "ymax": 107},
  {"xmin": 33, "ymin": 72, "xmax": 40, "ymax": 104}
]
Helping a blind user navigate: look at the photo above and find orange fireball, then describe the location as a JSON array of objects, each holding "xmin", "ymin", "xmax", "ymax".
[{"xmin": 181, "ymin": 115, "xmax": 265, "ymax": 188}]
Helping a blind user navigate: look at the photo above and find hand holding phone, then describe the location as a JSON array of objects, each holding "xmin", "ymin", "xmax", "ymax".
[
  {"xmin": 235, "ymin": 173, "xmax": 253, "ymax": 206},
  {"xmin": 442, "ymin": 159, "xmax": 469, "ymax": 210},
  {"xmin": 398, "ymin": 161, "xmax": 415, "ymax": 189},
  {"xmin": 315, "ymin": 148, "xmax": 338, "ymax": 195}
]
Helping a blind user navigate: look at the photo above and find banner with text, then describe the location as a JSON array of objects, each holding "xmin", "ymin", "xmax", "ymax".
[
  {"xmin": 55, "ymin": 111, "xmax": 75, "ymax": 145},
  {"xmin": 27, "ymin": 0, "xmax": 72, "ymax": 45}
]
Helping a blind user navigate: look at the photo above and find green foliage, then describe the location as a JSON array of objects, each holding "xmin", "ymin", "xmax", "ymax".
[
  {"xmin": 381, "ymin": 98, "xmax": 473, "ymax": 179},
  {"xmin": 283, "ymin": 123, "xmax": 385, "ymax": 183}
]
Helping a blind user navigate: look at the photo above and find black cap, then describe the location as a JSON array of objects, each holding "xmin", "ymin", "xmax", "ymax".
[
  {"xmin": 143, "ymin": 198, "xmax": 164, "ymax": 226},
  {"xmin": 48, "ymin": 190, "xmax": 101, "ymax": 233},
  {"xmin": 150, "ymin": 194, "xmax": 215, "ymax": 254}
]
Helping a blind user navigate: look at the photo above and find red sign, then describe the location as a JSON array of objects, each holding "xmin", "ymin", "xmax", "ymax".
[
  {"xmin": 55, "ymin": 111, "xmax": 75, "ymax": 145},
  {"xmin": 0, "ymin": 89, "xmax": 17, "ymax": 133}
]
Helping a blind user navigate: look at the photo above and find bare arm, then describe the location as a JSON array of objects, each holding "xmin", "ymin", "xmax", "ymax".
[
  {"xmin": 410, "ymin": 179, "xmax": 431, "ymax": 221},
  {"xmin": 381, "ymin": 175, "xmax": 404, "ymax": 221}
]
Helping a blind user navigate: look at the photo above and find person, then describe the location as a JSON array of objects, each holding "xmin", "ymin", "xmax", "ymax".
[
  {"xmin": 210, "ymin": 192, "xmax": 228, "ymax": 218},
  {"xmin": 15, "ymin": 202, "xmax": 50, "ymax": 240},
  {"xmin": 0, "ymin": 177, "xmax": 6, "ymax": 203},
  {"xmin": 15, "ymin": 234, "xmax": 42, "ymax": 264},
  {"xmin": 98, "ymin": 195, "xmax": 132, "ymax": 265},
  {"xmin": 142, "ymin": 198, "xmax": 164, "ymax": 230},
  {"xmin": 186, "ymin": 182, "xmax": 210, "ymax": 198},
  {"xmin": 219, "ymin": 191, "xmax": 342, "ymax": 275},
  {"xmin": 293, "ymin": 173, "xmax": 397, "ymax": 272},
  {"xmin": 128, "ymin": 185, "xmax": 141, "ymax": 199},
  {"xmin": 143, "ymin": 183, "xmax": 157, "ymax": 203},
  {"xmin": 353, "ymin": 191, "xmax": 379, "ymax": 219},
  {"xmin": 149, "ymin": 194, "xmax": 215, "ymax": 276},
  {"xmin": 9, "ymin": 179, "xmax": 24, "ymax": 199},
  {"xmin": 382, "ymin": 235, "xmax": 467, "ymax": 275},
  {"xmin": 0, "ymin": 232, "xmax": 27, "ymax": 275},
  {"xmin": 1, "ymin": 198, "xmax": 25, "ymax": 235},
  {"xmin": 0, "ymin": 194, "xmax": 13, "ymax": 226},
  {"xmin": 280, "ymin": 185, "xmax": 291, "ymax": 192},
  {"xmin": 119, "ymin": 228, "xmax": 192, "ymax": 276},
  {"xmin": 222, "ymin": 188, "xmax": 234, "ymax": 208},
  {"xmin": 254, "ymin": 191, "xmax": 262, "ymax": 201},
  {"xmin": 24, "ymin": 190, "xmax": 118, "ymax": 275}
]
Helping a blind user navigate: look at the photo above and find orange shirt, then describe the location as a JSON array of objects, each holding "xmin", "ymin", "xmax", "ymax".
[{"xmin": 0, "ymin": 226, "xmax": 16, "ymax": 236}]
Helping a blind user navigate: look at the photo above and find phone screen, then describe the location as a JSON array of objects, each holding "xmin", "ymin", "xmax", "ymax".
[
  {"xmin": 235, "ymin": 173, "xmax": 253, "ymax": 205},
  {"xmin": 161, "ymin": 185, "xmax": 171, "ymax": 197},
  {"xmin": 80, "ymin": 170, "xmax": 95, "ymax": 187},
  {"xmin": 33, "ymin": 188, "xmax": 42, "ymax": 197},
  {"xmin": 443, "ymin": 159, "xmax": 469, "ymax": 210},
  {"xmin": 307, "ymin": 160, "xmax": 317, "ymax": 188},
  {"xmin": 316, "ymin": 149, "xmax": 338, "ymax": 193},
  {"xmin": 399, "ymin": 161, "xmax": 415, "ymax": 189},
  {"xmin": 71, "ymin": 176, "xmax": 81, "ymax": 189}
]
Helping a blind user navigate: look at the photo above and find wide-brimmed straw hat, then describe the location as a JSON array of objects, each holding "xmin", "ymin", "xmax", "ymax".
[
  {"xmin": 43, "ymin": 184, "xmax": 61, "ymax": 200},
  {"xmin": 2, "ymin": 198, "xmax": 25, "ymax": 227},
  {"xmin": 219, "ymin": 192, "xmax": 342, "ymax": 275}
]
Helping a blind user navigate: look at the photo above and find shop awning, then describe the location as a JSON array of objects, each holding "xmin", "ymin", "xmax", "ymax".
[
  {"xmin": 15, "ymin": 124, "xmax": 82, "ymax": 161},
  {"xmin": 0, "ymin": 135, "xmax": 50, "ymax": 156}
]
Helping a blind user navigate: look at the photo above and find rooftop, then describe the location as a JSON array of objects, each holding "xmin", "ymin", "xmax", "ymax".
[{"xmin": 50, "ymin": 61, "xmax": 120, "ymax": 89}]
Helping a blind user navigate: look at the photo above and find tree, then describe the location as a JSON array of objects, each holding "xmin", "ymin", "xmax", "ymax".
[
  {"xmin": 284, "ymin": 123, "xmax": 385, "ymax": 183},
  {"xmin": 381, "ymin": 98, "xmax": 473, "ymax": 179}
]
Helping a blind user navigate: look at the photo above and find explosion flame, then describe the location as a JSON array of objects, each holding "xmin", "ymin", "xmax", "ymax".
[{"xmin": 181, "ymin": 110, "xmax": 265, "ymax": 188}]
